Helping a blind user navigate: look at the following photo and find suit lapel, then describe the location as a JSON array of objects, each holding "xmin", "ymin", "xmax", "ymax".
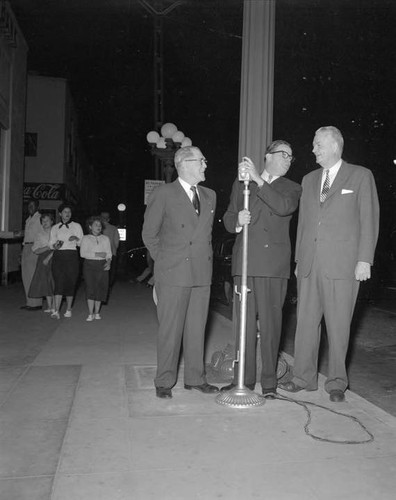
[{"xmin": 324, "ymin": 161, "xmax": 349, "ymax": 202}]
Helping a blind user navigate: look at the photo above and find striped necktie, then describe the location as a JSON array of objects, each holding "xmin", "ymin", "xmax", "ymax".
[
  {"xmin": 190, "ymin": 186, "xmax": 200, "ymax": 215},
  {"xmin": 320, "ymin": 170, "xmax": 330, "ymax": 202}
]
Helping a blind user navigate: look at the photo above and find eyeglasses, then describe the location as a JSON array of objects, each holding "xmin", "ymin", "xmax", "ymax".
[
  {"xmin": 184, "ymin": 158, "xmax": 207, "ymax": 165},
  {"xmin": 268, "ymin": 150, "xmax": 295, "ymax": 162}
]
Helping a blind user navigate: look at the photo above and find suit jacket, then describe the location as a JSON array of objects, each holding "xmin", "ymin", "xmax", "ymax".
[
  {"xmin": 142, "ymin": 179, "xmax": 216, "ymax": 287},
  {"xmin": 296, "ymin": 161, "xmax": 380, "ymax": 279},
  {"xmin": 223, "ymin": 176, "xmax": 302, "ymax": 278}
]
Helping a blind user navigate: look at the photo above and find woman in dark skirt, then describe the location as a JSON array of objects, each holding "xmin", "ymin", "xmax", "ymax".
[
  {"xmin": 49, "ymin": 203, "xmax": 84, "ymax": 319},
  {"xmin": 80, "ymin": 216, "xmax": 112, "ymax": 321},
  {"xmin": 29, "ymin": 212, "xmax": 55, "ymax": 312}
]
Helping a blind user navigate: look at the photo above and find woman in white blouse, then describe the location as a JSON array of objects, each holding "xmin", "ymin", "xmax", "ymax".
[
  {"xmin": 80, "ymin": 216, "xmax": 112, "ymax": 321},
  {"xmin": 49, "ymin": 203, "xmax": 84, "ymax": 319}
]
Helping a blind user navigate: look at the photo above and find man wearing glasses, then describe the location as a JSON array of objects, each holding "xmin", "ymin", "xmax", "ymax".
[
  {"xmin": 222, "ymin": 140, "xmax": 302, "ymax": 398},
  {"xmin": 142, "ymin": 146, "xmax": 218, "ymax": 399}
]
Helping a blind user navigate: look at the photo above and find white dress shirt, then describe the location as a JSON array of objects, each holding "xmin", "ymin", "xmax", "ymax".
[
  {"xmin": 49, "ymin": 221, "xmax": 83, "ymax": 250},
  {"xmin": 178, "ymin": 177, "xmax": 200, "ymax": 202},
  {"xmin": 320, "ymin": 158, "xmax": 342, "ymax": 191}
]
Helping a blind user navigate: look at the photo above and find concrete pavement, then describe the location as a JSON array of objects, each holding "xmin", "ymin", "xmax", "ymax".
[{"xmin": 1, "ymin": 281, "xmax": 396, "ymax": 499}]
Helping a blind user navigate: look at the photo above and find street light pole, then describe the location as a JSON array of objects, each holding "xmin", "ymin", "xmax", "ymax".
[{"xmin": 138, "ymin": 0, "xmax": 184, "ymax": 178}]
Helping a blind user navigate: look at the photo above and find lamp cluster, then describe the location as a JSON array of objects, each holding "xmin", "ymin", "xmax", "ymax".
[{"xmin": 146, "ymin": 123, "xmax": 192, "ymax": 149}]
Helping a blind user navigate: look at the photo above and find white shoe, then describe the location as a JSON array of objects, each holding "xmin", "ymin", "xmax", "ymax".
[
  {"xmin": 94, "ymin": 313, "xmax": 101, "ymax": 320},
  {"xmin": 51, "ymin": 311, "xmax": 60, "ymax": 320},
  {"xmin": 86, "ymin": 315, "xmax": 94, "ymax": 322},
  {"xmin": 64, "ymin": 310, "xmax": 72, "ymax": 318},
  {"xmin": 43, "ymin": 308, "xmax": 53, "ymax": 313}
]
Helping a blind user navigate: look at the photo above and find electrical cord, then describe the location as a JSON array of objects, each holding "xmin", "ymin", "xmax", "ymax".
[{"xmin": 273, "ymin": 393, "xmax": 375, "ymax": 445}]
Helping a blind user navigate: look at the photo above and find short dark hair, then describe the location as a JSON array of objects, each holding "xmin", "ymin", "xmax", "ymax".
[
  {"xmin": 58, "ymin": 202, "xmax": 74, "ymax": 214},
  {"xmin": 265, "ymin": 140, "xmax": 292, "ymax": 155}
]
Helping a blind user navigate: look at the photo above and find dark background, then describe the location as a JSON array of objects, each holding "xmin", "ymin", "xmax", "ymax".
[{"xmin": 11, "ymin": 0, "xmax": 396, "ymax": 253}]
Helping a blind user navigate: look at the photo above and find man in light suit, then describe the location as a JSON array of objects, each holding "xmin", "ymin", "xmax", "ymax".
[
  {"xmin": 221, "ymin": 140, "xmax": 302, "ymax": 398},
  {"xmin": 281, "ymin": 126, "xmax": 379, "ymax": 402},
  {"xmin": 142, "ymin": 146, "xmax": 218, "ymax": 399}
]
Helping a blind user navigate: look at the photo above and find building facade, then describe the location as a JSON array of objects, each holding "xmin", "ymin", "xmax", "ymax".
[
  {"xmin": 24, "ymin": 74, "xmax": 97, "ymax": 223},
  {"xmin": 0, "ymin": 0, "xmax": 28, "ymax": 284}
]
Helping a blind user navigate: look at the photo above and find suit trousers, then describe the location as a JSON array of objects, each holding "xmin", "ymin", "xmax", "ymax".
[
  {"xmin": 154, "ymin": 283, "xmax": 210, "ymax": 389},
  {"xmin": 292, "ymin": 252, "xmax": 360, "ymax": 393},
  {"xmin": 21, "ymin": 244, "xmax": 42, "ymax": 307},
  {"xmin": 233, "ymin": 276, "xmax": 287, "ymax": 389}
]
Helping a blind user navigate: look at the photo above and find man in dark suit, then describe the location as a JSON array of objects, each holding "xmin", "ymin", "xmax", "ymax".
[
  {"xmin": 142, "ymin": 146, "xmax": 218, "ymax": 399},
  {"xmin": 281, "ymin": 126, "xmax": 379, "ymax": 402},
  {"xmin": 221, "ymin": 140, "xmax": 302, "ymax": 398}
]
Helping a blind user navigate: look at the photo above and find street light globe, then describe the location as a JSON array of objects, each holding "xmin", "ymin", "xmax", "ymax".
[
  {"xmin": 146, "ymin": 131, "xmax": 160, "ymax": 144},
  {"xmin": 172, "ymin": 131, "xmax": 185, "ymax": 143},
  {"xmin": 156, "ymin": 137, "xmax": 167, "ymax": 149},
  {"xmin": 161, "ymin": 122, "xmax": 178, "ymax": 139},
  {"xmin": 117, "ymin": 203, "xmax": 126, "ymax": 212},
  {"xmin": 181, "ymin": 137, "xmax": 192, "ymax": 147}
]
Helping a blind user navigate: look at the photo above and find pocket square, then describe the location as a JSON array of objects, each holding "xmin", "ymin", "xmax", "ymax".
[{"xmin": 341, "ymin": 189, "xmax": 354, "ymax": 194}]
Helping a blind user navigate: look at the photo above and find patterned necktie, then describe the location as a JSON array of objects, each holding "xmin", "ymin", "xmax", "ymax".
[
  {"xmin": 190, "ymin": 186, "xmax": 200, "ymax": 215},
  {"xmin": 320, "ymin": 170, "xmax": 330, "ymax": 202}
]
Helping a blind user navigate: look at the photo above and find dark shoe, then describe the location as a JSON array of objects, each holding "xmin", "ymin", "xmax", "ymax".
[
  {"xmin": 156, "ymin": 387, "xmax": 172, "ymax": 399},
  {"xmin": 220, "ymin": 383, "xmax": 255, "ymax": 392},
  {"xmin": 262, "ymin": 387, "xmax": 277, "ymax": 399},
  {"xmin": 25, "ymin": 306, "xmax": 42, "ymax": 311},
  {"xmin": 279, "ymin": 381, "xmax": 317, "ymax": 393},
  {"xmin": 329, "ymin": 389, "xmax": 345, "ymax": 403},
  {"xmin": 20, "ymin": 305, "xmax": 29, "ymax": 310},
  {"xmin": 184, "ymin": 383, "xmax": 219, "ymax": 394}
]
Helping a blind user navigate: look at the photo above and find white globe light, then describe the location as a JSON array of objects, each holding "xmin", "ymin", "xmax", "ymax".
[
  {"xmin": 117, "ymin": 203, "xmax": 126, "ymax": 212},
  {"xmin": 157, "ymin": 137, "xmax": 167, "ymax": 149},
  {"xmin": 146, "ymin": 131, "xmax": 160, "ymax": 144},
  {"xmin": 161, "ymin": 122, "xmax": 178, "ymax": 139},
  {"xmin": 181, "ymin": 137, "xmax": 192, "ymax": 147},
  {"xmin": 172, "ymin": 131, "xmax": 185, "ymax": 143}
]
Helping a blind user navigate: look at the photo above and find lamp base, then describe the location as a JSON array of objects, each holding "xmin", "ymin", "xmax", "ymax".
[{"xmin": 216, "ymin": 386, "xmax": 266, "ymax": 408}]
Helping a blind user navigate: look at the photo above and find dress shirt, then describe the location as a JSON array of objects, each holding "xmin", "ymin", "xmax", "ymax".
[
  {"xmin": 23, "ymin": 211, "xmax": 42, "ymax": 244},
  {"xmin": 32, "ymin": 228, "xmax": 51, "ymax": 252},
  {"xmin": 178, "ymin": 177, "xmax": 200, "ymax": 202},
  {"xmin": 320, "ymin": 158, "xmax": 342, "ymax": 191},
  {"xmin": 80, "ymin": 234, "xmax": 112, "ymax": 260},
  {"xmin": 49, "ymin": 221, "xmax": 83, "ymax": 250},
  {"xmin": 261, "ymin": 169, "xmax": 279, "ymax": 184}
]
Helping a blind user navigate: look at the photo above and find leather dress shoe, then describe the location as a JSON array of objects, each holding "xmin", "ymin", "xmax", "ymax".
[
  {"xmin": 21, "ymin": 305, "xmax": 42, "ymax": 311},
  {"xmin": 156, "ymin": 387, "xmax": 172, "ymax": 399},
  {"xmin": 262, "ymin": 388, "xmax": 277, "ymax": 399},
  {"xmin": 279, "ymin": 381, "xmax": 317, "ymax": 393},
  {"xmin": 184, "ymin": 383, "xmax": 219, "ymax": 394},
  {"xmin": 220, "ymin": 383, "xmax": 255, "ymax": 392},
  {"xmin": 329, "ymin": 389, "xmax": 345, "ymax": 403}
]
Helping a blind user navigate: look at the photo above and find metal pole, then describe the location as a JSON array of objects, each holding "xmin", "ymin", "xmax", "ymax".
[{"xmin": 216, "ymin": 179, "xmax": 265, "ymax": 408}]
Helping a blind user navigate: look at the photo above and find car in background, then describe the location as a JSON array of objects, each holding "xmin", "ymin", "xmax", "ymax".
[{"xmin": 211, "ymin": 233, "xmax": 236, "ymax": 305}]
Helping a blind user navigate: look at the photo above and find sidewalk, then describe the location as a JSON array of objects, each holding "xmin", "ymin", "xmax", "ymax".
[{"xmin": 1, "ymin": 281, "xmax": 396, "ymax": 499}]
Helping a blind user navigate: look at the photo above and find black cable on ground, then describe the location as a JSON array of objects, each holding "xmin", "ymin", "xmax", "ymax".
[{"xmin": 274, "ymin": 393, "xmax": 375, "ymax": 445}]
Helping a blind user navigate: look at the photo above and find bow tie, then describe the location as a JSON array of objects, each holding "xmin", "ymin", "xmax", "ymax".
[{"xmin": 59, "ymin": 222, "xmax": 71, "ymax": 229}]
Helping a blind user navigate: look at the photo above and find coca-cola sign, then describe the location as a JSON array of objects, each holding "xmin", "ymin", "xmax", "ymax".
[{"xmin": 23, "ymin": 183, "xmax": 64, "ymax": 201}]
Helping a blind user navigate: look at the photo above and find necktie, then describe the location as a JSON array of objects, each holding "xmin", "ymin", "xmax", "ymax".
[
  {"xmin": 190, "ymin": 186, "xmax": 200, "ymax": 215},
  {"xmin": 59, "ymin": 222, "xmax": 70, "ymax": 229},
  {"xmin": 320, "ymin": 170, "xmax": 330, "ymax": 202}
]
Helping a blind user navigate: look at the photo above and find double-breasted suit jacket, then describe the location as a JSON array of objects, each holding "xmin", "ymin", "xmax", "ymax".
[
  {"xmin": 224, "ymin": 176, "xmax": 302, "ymax": 278},
  {"xmin": 142, "ymin": 180, "xmax": 216, "ymax": 286}
]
